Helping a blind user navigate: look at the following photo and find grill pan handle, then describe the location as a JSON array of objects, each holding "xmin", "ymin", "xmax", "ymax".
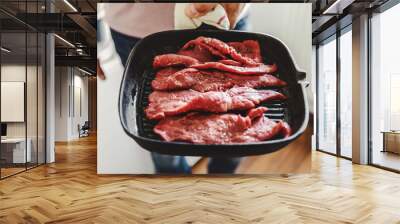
[
  {"xmin": 296, "ymin": 71, "xmax": 309, "ymax": 87},
  {"xmin": 296, "ymin": 71, "xmax": 306, "ymax": 81},
  {"xmin": 196, "ymin": 23, "xmax": 222, "ymax": 30}
]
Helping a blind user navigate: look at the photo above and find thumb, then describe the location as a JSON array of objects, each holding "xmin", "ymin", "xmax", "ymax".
[
  {"xmin": 97, "ymin": 60, "xmax": 106, "ymax": 80},
  {"xmin": 185, "ymin": 3, "xmax": 217, "ymax": 18}
]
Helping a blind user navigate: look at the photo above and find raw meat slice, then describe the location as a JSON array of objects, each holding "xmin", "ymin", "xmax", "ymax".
[
  {"xmin": 153, "ymin": 54, "xmax": 199, "ymax": 68},
  {"xmin": 186, "ymin": 40, "xmax": 227, "ymax": 60},
  {"xmin": 228, "ymin": 40, "xmax": 262, "ymax": 63},
  {"xmin": 218, "ymin": 59, "xmax": 242, "ymax": 66},
  {"xmin": 182, "ymin": 36, "xmax": 258, "ymax": 66},
  {"xmin": 190, "ymin": 62, "xmax": 277, "ymax": 75},
  {"xmin": 178, "ymin": 39, "xmax": 261, "ymax": 63},
  {"xmin": 279, "ymin": 121, "xmax": 292, "ymax": 138},
  {"xmin": 145, "ymin": 87, "xmax": 286, "ymax": 120},
  {"xmin": 181, "ymin": 38, "xmax": 227, "ymax": 60},
  {"xmin": 153, "ymin": 55, "xmax": 277, "ymax": 75},
  {"xmin": 152, "ymin": 68, "xmax": 233, "ymax": 92},
  {"xmin": 153, "ymin": 107, "xmax": 291, "ymax": 144},
  {"xmin": 247, "ymin": 106, "xmax": 268, "ymax": 119},
  {"xmin": 178, "ymin": 44, "xmax": 215, "ymax": 62},
  {"xmin": 153, "ymin": 67, "xmax": 181, "ymax": 78},
  {"xmin": 154, "ymin": 39, "xmax": 276, "ymax": 75},
  {"xmin": 152, "ymin": 68, "xmax": 286, "ymax": 92}
]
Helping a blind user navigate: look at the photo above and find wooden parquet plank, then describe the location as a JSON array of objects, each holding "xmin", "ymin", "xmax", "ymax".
[{"xmin": 1, "ymin": 134, "xmax": 400, "ymax": 223}]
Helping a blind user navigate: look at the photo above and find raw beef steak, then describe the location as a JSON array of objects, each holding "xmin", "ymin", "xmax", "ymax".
[
  {"xmin": 152, "ymin": 68, "xmax": 286, "ymax": 92},
  {"xmin": 154, "ymin": 107, "xmax": 291, "ymax": 144},
  {"xmin": 145, "ymin": 87, "xmax": 286, "ymax": 120}
]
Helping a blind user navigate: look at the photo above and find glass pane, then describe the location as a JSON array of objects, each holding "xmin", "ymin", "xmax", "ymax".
[
  {"xmin": 340, "ymin": 29, "xmax": 352, "ymax": 158},
  {"xmin": 26, "ymin": 0, "xmax": 39, "ymax": 169},
  {"xmin": 371, "ymin": 4, "xmax": 400, "ymax": 171},
  {"xmin": 38, "ymin": 33, "xmax": 45, "ymax": 165},
  {"xmin": 0, "ymin": 0, "xmax": 46, "ymax": 178},
  {"xmin": 27, "ymin": 31, "xmax": 38, "ymax": 169},
  {"xmin": 317, "ymin": 37, "xmax": 337, "ymax": 154},
  {"xmin": 1, "ymin": 30, "xmax": 27, "ymax": 177}
]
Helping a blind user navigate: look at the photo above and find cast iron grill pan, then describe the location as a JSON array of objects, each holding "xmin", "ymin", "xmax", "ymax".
[{"xmin": 119, "ymin": 29, "xmax": 309, "ymax": 157}]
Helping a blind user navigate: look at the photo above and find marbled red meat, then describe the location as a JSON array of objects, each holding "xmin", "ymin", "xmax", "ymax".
[
  {"xmin": 151, "ymin": 68, "xmax": 231, "ymax": 92},
  {"xmin": 152, "ymin": 68, "xmax": 286, "ymax": 92},
  {"xmin": 154, "ymin": 38, "xmax": 277, "ymax": 76},
  {"xmin": 178, "ymin": 44, "xmax": 215, "ymax": 62},
  {"xmin": 154, "ymin": 55, "xmax": 277, "ymax": 75},
  {"xmin": 182, "ymin": 36, "xmax": 259, "ymax": 66},
  {"xmin": 145, "ymin": 87, "xmax": 286, "ymax": 120},
  {"xmin": 183, "ymin": 40, "xmax": 227, "ymax": 60},
  {"xmin": 153, "ymin": 54, "xmax": 199, "ymax": 68},
  {"xmin": 228, "ymin": 40, "xmax": 262, "ymax": 63},
  {"xmin": 190, "ymin": 62, "xmax": 277, "ymax": 75},
  {"xmin": 147, "ymin": 37, "xmax": 291, "ymax": 142},
  {"xmin": 178, "ymin": 39, "xmax": 261, "ymax": 63},
  {"xmin": 153, "ymin": 107, "xmax": 291, "ymax": 144},
  {"xmin": 218, "ymin": 59, "xmax": 242, "ymax": 66}
]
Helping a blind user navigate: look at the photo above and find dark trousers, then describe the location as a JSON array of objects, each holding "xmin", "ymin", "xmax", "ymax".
[{"xmin": 110, "ymin": 30, "xmax": 140, "ymax": 67}]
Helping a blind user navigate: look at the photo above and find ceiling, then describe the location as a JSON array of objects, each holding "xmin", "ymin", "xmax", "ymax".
[
  {"xmin": 0, "ymin": 0, "xmax": 394, "ymax": 71},
  {"xmin": 311, "ymin": 0, "xmax": 390, "ymax": 43},
  {"xmin": 0, "ymin": 0, "xmax": 97, "ymax": 74},
  {"xmin": 1, "ymin": 0, "xmax": 393, "ymax": 42},
  {"xmin": 1, "ymin": 32, "xmax": 45, "ymax": 64},
  {"xmin": 266, "ymin": 0, "xmax": 392, "ymax": 42}
]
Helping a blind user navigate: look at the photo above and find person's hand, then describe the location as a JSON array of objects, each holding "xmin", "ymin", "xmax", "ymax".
[
  {"xmin": 97, "ymin": 60, "xmax": 105, "ymax": 80},
  {"xmin": 185, "ymin": 3, "xmax": 244, "ymax": 29}
]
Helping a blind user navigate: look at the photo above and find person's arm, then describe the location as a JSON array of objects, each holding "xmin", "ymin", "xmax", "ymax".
[
  {"xmin": 185, "ymin": 3, "xmax": 246, "ymax": 29},
  {"xmin": 97, "ymin": 60, "xmax": 105, "ymax": 80}
]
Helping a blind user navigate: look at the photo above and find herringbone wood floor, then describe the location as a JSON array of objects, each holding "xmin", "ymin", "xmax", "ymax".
[{"xmin": 1, "ymin": 134, "xmax": 400, "ymax": 224}]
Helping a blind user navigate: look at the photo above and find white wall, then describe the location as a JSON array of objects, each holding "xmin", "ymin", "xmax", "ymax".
[
  {"xmin": 97, "ymin": 13, "xmax": 155, "ymax": 174},
  {"xmin": 1, "ymin": 65, "xmax": 27, "ymax": 141},
  {"xmin": 77, "ymin": 75, "xmax": 89, "ymax": 124},
  {"xmin": 1, "ymin": 65, "xmax": 37, "ymax": 138},
  {"xmin": 97, "ymin": 56, "xmax": 155, "ymax": 174},
  {"xmin": 248, "ymin": 3, "xmax": 313, "ymax": 110},
  {"xmin": 1, "ymin": 82, "xmax": 25, "ymax": 122},
  {"xmin": 1, "ymin": 66, "xmax": 25, "ymax": 127},
  {"xmin": 71, "ymin": 73, "xmax": 89, "ymax": 138},
  {"xmin": 1, "ymin": 63, "xmax": 46, "ymax": 163},
  {"xmin": 54, "ymin": 67, "xmax": 89, "ymax": 141},
  {"xmin": 55, "ymin": 67, "xmax": 69, "ymax": 141}
]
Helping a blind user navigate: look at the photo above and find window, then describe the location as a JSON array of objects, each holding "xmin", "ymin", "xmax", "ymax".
[
  {"xmin": 390, "ymin": 75, "xmax": 400, "ymax": 130},
  {"xmin": 317, "ymin": 26, "xmax": 353, "ymax": 159},
  {"xmin": 339, "ymin": 28, "xmax": 352, "ymax": 158},
  {"xmin": 0, "ymin": 1, "xmax": 47, "ymax": 179},
  {"xmin": 317, "ymin": 36, "xmax": 337, "ymax": 154},
  {"xmin": 370, "ymin": 3, "xmax": 400, "ymax": 171}
]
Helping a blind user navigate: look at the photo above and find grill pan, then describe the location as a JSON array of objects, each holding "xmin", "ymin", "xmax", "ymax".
[{"xmin": 119, "ymin": 29, "xmax": 309, "ymax": 157}]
